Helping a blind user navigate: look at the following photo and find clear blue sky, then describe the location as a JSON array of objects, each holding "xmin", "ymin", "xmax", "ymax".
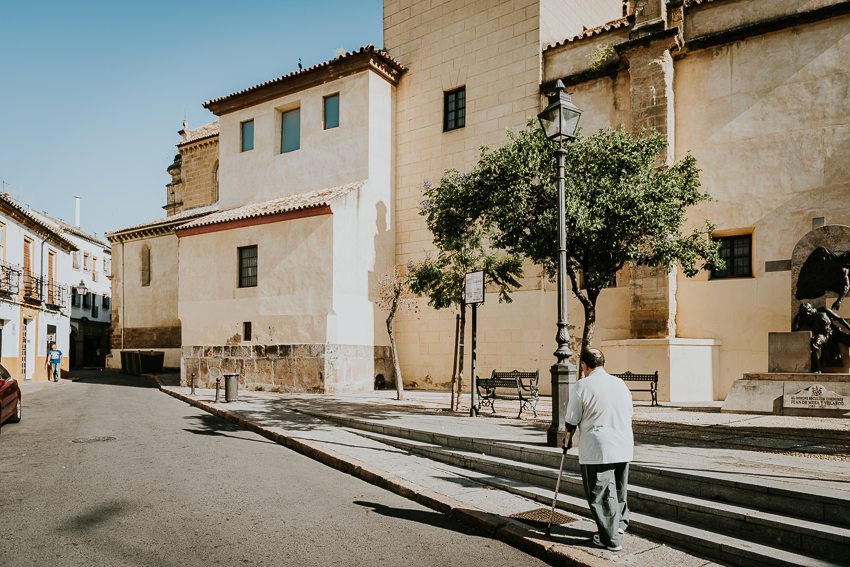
[{"xmin": 0, "ymin": 0, "xmax": 383, "ymax": 240}]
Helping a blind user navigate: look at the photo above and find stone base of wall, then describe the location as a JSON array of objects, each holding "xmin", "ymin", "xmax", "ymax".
[{"xmin": 180, "ymin": 344, "xmax": 394, "ymax": 394}]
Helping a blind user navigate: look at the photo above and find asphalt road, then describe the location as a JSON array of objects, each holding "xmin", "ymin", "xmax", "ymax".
[{"xmin": 0, "ymin": 371, "xmax": 543, "ymax": 567}]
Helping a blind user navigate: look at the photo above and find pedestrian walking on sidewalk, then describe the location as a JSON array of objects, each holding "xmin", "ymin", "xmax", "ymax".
[
  {"xmin": 561, "ymin": 348, "xmax": 633, "ymax": 552},
  {"xmin": 45, "ymin": 343, "xmax": 62, "ymax": 382}
]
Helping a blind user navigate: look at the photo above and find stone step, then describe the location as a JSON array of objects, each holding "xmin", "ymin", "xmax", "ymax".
[
  {"xmin": 491, "ymin": 482, "xmax": 845, "ymax": 567},
  {"xmin": 349, "ymin": 428, "xmax": 850, "ymax": 566},
  {"xmin": 297, "ymin": 408, "xmax": 850, "ymax": 529}
]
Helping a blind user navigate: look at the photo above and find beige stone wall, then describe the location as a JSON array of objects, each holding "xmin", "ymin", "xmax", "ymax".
[
  {"xmin": 178, "ymin": 215, "xmax": 334, "ymax": 346},
  {"xmin": 179, "ymin": 138, "xmax": 219, "ymax": 211},
  {"xmin": 107, "ymin": 232, "xmax": 181, "ymax": 369},
  {"xmin": 386, "ymin": 0, "xmax": 614, "ymax": 390},
  {"xmin": 217, "ymin": 71, "xmax": 375, "ymax": 211},
  {"xmin": 673, "ymin": 13, "xmax": 850, "ymax": 397}
]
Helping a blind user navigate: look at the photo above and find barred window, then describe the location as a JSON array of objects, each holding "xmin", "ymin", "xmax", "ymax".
[
  {"xmin": 239, "ymin": 246, "xmax": 258, "ymax": 288},
  {"xmin": 712, "ymin": 235, "xmax": 752, "ymax": 279}
]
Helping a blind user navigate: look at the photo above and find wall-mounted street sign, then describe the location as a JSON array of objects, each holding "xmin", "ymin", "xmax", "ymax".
[{"xmin": 464, "ymin": 271, "xmax": 485, "ymax": 304}]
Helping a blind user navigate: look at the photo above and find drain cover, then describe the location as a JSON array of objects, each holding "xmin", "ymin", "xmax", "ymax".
[
  {"xmin": 72, "ymin": 436, "xmax": 116, "ymax": 444},
  {"xmin": 509, "ymin": 508, "xmax": 576, "ymax": 525}
]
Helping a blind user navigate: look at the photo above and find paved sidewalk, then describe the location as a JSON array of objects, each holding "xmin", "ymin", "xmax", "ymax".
[{"xmin": 155, "ymin": 381, "xmax": 750, "ymax": 566}]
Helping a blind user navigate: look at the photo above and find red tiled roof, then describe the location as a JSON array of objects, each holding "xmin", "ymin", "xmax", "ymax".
[
  {"xmin": 179, "ymin": 121, "xmax": 219, "ymax": 147},
  {"xmin": 203, "ymin": 45, "xmax": 405, "ymax": 110},
  {"xmin": 178, "ymin": 181, "xmax": 364, "ymax": 230},
  {"xmin": 545, "ymin": 17, "xmax": 630, "ymax": 51},
  {"xmin": 105, "ymin": 204, "xmax": 219, "ymax": 238}
]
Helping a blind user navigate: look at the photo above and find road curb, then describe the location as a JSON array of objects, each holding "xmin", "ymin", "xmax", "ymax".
[{"xmin": 145, "ymin": 376, "xmax": 614, "ymax": 567}]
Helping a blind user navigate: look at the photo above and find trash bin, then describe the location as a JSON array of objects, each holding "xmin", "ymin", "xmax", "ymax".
[
  {"xmin": 224, "ymin": 373, "xmax": 239, "ymax": 402},
  {"xmin": 138, "ymin": 351, "xmax": 165, "ymax": 374}
]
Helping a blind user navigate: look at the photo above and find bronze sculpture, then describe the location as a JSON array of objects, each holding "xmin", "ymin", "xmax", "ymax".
[
  {"xmin": 795, "ymin": 246, "xmax": 850, "ymax": 310},
  {"xmin": 792, "ymin": 303, "xmax": 850, "ymax": 372}
]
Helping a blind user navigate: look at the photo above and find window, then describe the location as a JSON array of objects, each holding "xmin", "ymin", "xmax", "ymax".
[
  {"xmin": 71, "ymin": 290, "xmax": 81, "ymax": 307},
  {"xmin": 324, "ymin": 94, "xmax": 339, "ymax": 130},
  {"xmin": 82, "ymin": 292, "xmax": 91, "ymax": 309},
  {"xmin": 241, "ymin": 120, "xmax": 254, "ymax": 152},
  {"xmin": 104, "ymin": 257, "xmax": 110, "ymax": 277},
  {"xmin": 243, "ymin": 322, "xmax": 252, "ymax": 342},
  {"xmin": 92, "ymin": 295, "xmax": 99, "ymax": 318},
  {"xmin": 712, "ymin": 234, "xmax": 752, "ymax": 279},
  {"xmin": 92, "ymin": 256, "xmax": 98, "ymax": 282},
  {"xmin": 83, "ymin": 253, "xmax": 90, "ymax": 272},
  {"xmin": 0, "ymin": 223, "xmax": 5, "ymax": 260},
  {"xmin": 238, "ymin": 245, "xmax": 258, "ymax": 288},
  {"xmin": 72, "ymin": 251, "xmax": 80, "ymax": 270},
  {"xmin": 141, "ymin": 245, "xmax": 151, "ymax": 286},
  {"xmin": 48, "ymin": 251, "xmax": 56, "ymax": 304},
  {"xmin": 102, "ymin": 296, "xmax": 111, "ymax": 310},
  {"xmin": 444, "ymin": 87, "xmax": 466, "ymax": 132},
  {"xmin": 281, "ymin": 108, "xmax": 300, "ymax": 153},
  {"xmin": 213, "ymin": 161, "xmax": 219, "ymax": 202}
]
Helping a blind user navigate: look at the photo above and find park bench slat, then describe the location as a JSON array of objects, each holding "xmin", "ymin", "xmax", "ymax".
[
  {"xmin": 612, "ymin": 371, "xmax": 658, "ymax": 406},
  {"xmin": 475, "ymin": 369, "xmax": 540, "ymax": 419}
]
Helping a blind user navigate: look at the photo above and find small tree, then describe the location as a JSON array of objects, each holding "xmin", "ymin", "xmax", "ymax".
[
  {"xmin": 409, "ymin": 176, "xmax": 524, "ymax": 411},
  {"xmin": 439, "ymin": 122, "xmax": 722, "ymax": 353},
  {"xmin": 376, "ymin": 266, "xmax": 417, "ymax": 401}
]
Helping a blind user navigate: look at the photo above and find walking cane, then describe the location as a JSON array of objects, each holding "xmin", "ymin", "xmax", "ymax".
[{"xmin": 545, "ymin": 437, "xmax": 571, "ymax": 537}]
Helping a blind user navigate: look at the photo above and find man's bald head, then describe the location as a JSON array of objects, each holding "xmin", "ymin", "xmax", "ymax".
[{"xmin": 581, "ymin": 348, "xmax": 605, "ymax": 370}]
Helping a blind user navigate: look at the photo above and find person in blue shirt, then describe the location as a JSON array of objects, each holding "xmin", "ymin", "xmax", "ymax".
[{"xmin": 45, "ymin": 343, "xmax": 62, "ymax": 382}]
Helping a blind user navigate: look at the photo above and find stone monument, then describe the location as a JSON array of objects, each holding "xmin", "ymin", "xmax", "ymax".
[{"xmin": 722, "ymin": 225, "xmax": 850, "ymax": 417}]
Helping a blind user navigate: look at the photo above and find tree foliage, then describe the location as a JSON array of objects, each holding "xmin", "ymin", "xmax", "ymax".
[{"xmin": 420, "ymin": 121, "xmax": 722, "ymax": 353}]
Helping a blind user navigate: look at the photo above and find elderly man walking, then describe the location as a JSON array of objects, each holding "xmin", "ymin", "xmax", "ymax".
[{"xmin": 562, "ymin": 348, "xmax": 634, "ymax": 552}]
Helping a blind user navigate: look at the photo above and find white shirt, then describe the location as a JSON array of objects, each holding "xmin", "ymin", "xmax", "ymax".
[{"xmin": 565, "ymin": 367, "xmax": 634, "ymax": 465}]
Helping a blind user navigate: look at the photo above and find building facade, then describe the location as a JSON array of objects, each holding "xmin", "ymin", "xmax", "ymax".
[
  {"xmin": 106, "ymin": 122, "xmax": 221, "ymax": 370},
  {"xmin": 108, "ymin": 0, "xmax": 850, "ymax": 401},
  {"xmin": 0, "ymin": 195, "xmax": 75, "ymax": 381},
  {"xmin": 33, "ymin": 203, "xmax": 113, "ymax": 368}
]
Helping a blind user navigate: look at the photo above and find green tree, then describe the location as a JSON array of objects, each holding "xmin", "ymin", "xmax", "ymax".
[
  {"xmin": 425, "ymin": 122, "xmax": 722, "ymax": 354},
  {"xmin": 408, "ymin": 175, "xmax": 523, "ymax": 411}
]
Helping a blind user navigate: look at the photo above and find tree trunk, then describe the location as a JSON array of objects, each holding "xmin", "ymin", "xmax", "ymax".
[
  {"xmin": 455, "ymin": 303, "xmax": 466, "ymax": 412},
  {"xmin": 580, "ymin": 290, "xmax": 600, "ymax": 355},
  {"xmin": 387, "ymin": 313, "xmax": 405, "ymax": 401},
  {"xmin": 450, "ymin": 314, "xmax": 460, "ymax": 412}
]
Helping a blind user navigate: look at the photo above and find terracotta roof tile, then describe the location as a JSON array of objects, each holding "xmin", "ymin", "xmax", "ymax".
[
  {"xmin": 105, "ymin": 204, "xmax": 219, "ymax": 238},
  {"xmin": 203, "ymin": 45, "xmax": 404, "ymax": 109},
  {"xmin": 30, "ymin": 211, "xmax": 110, "ymax": 249},
  {"xmin": 178, "ymin": 181, "xmax": 365, "ymax": 231},
  {"xmin": 0, "ymin": 194, "xmax": 78, "ymax": 250},
  {"xmin": 545, "ymin": 17, "xmax": 630, "ymax": 51},
  {"xmin": 179, "ymin": 120, "xmax": 219, "ymax": 147}
]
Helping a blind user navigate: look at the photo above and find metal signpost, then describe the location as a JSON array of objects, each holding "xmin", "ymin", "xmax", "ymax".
[{"xmin": 464, "ymin": 271, "xmax": 484, "ymax": 416}]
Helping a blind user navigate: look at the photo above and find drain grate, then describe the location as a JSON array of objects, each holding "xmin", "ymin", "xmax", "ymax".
[
  {"xmin": 509, "ymin": 507, "xmax": 576, "ymax": 525},
  {"xmin": 72, "ymin": 436, "xmax": 116, "ymax": 444}
]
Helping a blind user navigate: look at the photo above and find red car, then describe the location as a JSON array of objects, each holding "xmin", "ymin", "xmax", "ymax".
[{"xmin": 0, "ymin": 363, "xmax": 21, "ymax": 426}]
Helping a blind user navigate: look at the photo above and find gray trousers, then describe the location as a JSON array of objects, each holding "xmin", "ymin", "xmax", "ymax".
[{"xmin": 580, "ymin": 462, "xmax": 629, "ymax": 547}]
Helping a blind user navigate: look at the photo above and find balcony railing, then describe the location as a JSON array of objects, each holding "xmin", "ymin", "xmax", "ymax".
[
  {"xmin": 43, "ymin": 280, "xmax": 68, "ymax": 309},
  {"xmin": 0, "ymin": 262, "xmax": 21, "ymax": 295},
  {"xmin": 22, "ymin": 271, "xmax": 43, "ymax": 302}
]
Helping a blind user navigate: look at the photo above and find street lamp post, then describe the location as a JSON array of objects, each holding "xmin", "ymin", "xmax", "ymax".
[{"xmin": 537, "ymin": 80, "xmax": 583, "ymax": 447}]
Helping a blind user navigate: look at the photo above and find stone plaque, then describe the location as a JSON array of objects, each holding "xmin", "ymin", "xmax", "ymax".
[
  {"xmin": 783, "ymin": 384, "xmax": 850, "ymax": 410},
  {"xmin": 768, "ymin": 331, "xmax": 811, "ymax": 373}
]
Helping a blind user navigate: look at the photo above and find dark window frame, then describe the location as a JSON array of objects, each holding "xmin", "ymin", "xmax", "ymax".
[
  {"xmin": 238, "ymin": 245, "xmax": 258, "ymax": 288},
  {"xmin": 443, "ymin": 87, "xmax": 466, "ymax": 132},
  {"xmin": 323, "ymin": 93, "xmax": 340, "ymax": 130},
  {"xmin": 243, "ymin": 321, "xmax": 252, "ymax": 342},
  {"xmin": 711, "ymin": 234, "xmax": 753, "ymax": 279}
]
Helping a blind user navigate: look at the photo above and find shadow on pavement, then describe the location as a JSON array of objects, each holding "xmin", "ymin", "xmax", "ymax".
[
  {"xmin": 352, "ymin": 500, "xmax": 480, "ymax": 536},
  {"xmin": 181, "ymin": 414, "xmax": 275, "ymax": 444}
]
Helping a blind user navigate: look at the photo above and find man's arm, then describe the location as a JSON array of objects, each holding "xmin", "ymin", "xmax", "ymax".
[{"xmin": 825, "ymin": 309, "xmax": 850, "ymax": 334}]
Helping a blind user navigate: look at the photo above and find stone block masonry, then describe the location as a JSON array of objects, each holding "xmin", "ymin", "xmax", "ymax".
[{"xmin": 180, "ymin": 344, "xmax": 395, "ymax": 394}]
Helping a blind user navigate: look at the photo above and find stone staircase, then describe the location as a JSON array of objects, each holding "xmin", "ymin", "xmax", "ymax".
[{"xmin": 297, "ymin": 409, "xmax": 850, "ymax": 567}]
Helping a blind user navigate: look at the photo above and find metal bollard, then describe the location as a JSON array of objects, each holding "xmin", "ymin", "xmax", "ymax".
[
  {"xmin": 215, "ymin": 377, "xmax": 221, "ymax": 403},
  {"xmin": 190, "ymin": 373, "xmax": 196, "ymax": 396},
  {"xmin": 224, "ymin": 373, "xmax": 239, "ymax": 402}
]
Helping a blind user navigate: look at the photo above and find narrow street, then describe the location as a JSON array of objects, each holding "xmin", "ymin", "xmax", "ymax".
[{"xmin": 0, "ymin": 371, "xmax": 543, "ymax": 567}]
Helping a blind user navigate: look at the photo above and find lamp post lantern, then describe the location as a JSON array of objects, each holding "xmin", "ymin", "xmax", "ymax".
[
  {"xmin": 537, "ymin": 80, "xmax": 582, "ymax": 447},
  {"xmin": 75, "ymin": 280, "xmax": 88, "ymax": 297}
]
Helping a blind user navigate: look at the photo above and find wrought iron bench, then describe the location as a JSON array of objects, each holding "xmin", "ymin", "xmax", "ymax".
[
  {"xmin": 476, "ymin": 369, "xmax": 540, "ymax": 419},
  {"xmin": 613, "ymin": 371, "xmax": 659, "ymax": 406}
]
